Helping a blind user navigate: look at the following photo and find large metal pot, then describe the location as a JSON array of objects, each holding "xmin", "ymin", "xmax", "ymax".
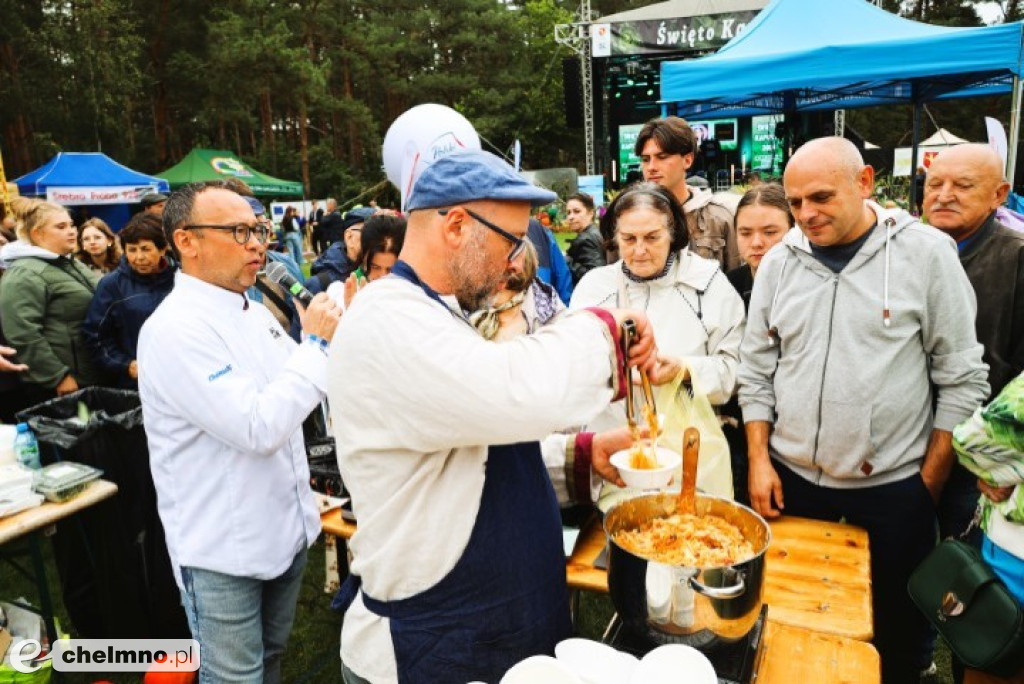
[{"xmin": 603, "ymin": 492, "xmax": 771, "ymax": 650}]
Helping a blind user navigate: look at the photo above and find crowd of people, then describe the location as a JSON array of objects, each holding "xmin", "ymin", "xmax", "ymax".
[{"xmin": 0, "ymin": 114, "xmax": 1022, "ymax": 684}]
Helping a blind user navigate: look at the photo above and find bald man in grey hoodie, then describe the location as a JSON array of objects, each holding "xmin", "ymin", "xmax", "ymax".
[{"xmin": 738, "ymin": 137, "xmax": 989, "ymax": 684}]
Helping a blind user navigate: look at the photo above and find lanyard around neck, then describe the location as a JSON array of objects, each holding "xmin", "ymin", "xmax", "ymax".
[
  {"xmin": 390, "ymin": 260, "xmax": 450, "ymax": 310},
  {"xmin": 390, "ymin": 260, "xmax": 478, "ymax": 327}
]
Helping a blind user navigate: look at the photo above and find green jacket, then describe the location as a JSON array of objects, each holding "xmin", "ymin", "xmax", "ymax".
[{"xmin": 0, "ymin": 247, "xmax": 106, "ymax": 389}]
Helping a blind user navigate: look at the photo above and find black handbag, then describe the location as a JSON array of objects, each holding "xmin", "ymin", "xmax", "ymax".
[{"xmin": 908, "ymin": 539, "xmax": 1024, "ymax": 677}]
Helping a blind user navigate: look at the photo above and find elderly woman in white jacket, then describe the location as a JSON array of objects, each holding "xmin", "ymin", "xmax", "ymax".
[{"xmin": 567, "ymin": 182, "xmax": 746, "ymax": 501}]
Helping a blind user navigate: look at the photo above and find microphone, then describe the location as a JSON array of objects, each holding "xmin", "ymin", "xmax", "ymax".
[{"xmin": 264, "ymin": 261, "xmax": 314, "ymax": 306}]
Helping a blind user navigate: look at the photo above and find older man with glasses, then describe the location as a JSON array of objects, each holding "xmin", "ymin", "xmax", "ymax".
[
  {"xmin": 137, "ymin": 181, "xmax": 342, "ymax": 684},
  {"xmin": 328, "ymin": 151, "xmax": 660, "ymax": 684}
]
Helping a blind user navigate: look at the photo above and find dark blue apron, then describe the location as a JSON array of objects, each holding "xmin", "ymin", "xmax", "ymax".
[{"xmin": 335, "ymin": 261, "xmax": 572, "ymax": 683}]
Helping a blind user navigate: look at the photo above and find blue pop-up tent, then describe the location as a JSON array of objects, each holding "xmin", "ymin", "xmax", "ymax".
[
  {"xmin": 661, "ymin": 0, "xmax": 1024, "ymax": 116},
  {"xmin": 659, "ymin": 0, "xmax": 1024, "ymax": 192},
  {"xmin": 15, "ymin": 152, "xmax": 170, "ymax": 230}
]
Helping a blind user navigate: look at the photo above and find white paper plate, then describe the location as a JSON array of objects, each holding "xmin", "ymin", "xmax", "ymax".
[
  {"xmin": 629, "ymin": 644, "xmax": 716, "ymax": 684},
  {"xmin": 500, "ymin": 655, "xmax": 583, "ymax": 684},
  {"xmin": 555, "ymin": 638, "xmax": 638, "ymax": 684}
]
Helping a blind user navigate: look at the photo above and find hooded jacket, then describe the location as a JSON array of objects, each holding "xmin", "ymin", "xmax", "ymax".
[
  {"xmin": 306, "ymin": 241, "xmax": 358, "ymax": 295},
  {"xmin": 738, "ymin": 202, "xmax": 990, "ymax": 488},
  {"xmin": 573, "ymin": 248, "xmax": 744, "ymax": 405},
  {"xmin": 0, "ymin": 241, "xmax": 105, "ymax": 388},
  {"xmin": 568, "ymin": 248, "xmax": 744, "ymax": 500},
  {"xmin": 81, "ymin": 256, "xmax": 176, "ymax": 387},
  {"xmin": 682, "ymin": 185, "xmax": 740, "ymax": 272}
]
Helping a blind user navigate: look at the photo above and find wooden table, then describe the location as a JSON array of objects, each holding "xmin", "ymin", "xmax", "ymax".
[
  {"xmin": 320, "ymin": 509, "xmax": 880, "ymax": 684},
  {"xmin": 0, "ymin": 479, "xmax": 119, "ymax": 646},
  {"xmin": 321, "ymin": 507, "xmax": 355, "ymax": 543},
  {"xmin": 0, "ymin": 479, "xmax": 118, "ymax": 544},
  {"xmin": 565, "ymin": 514, "xmax": 874, "ymax": 641},
  {"xmin": 758, "ymin": 621, "xmax": 879, "ymax": 684}
]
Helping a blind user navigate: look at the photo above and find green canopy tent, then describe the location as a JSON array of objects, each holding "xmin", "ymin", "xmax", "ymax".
[{"xmin": 157, "ymin": 148, "xmax": 303, "ymax": 197}]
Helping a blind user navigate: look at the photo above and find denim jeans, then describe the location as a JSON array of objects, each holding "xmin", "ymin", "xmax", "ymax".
[
  {"xmin": 282, "ymin": 232, "xmax": 305, "ymax": 266},
  {"xmin": 180, "ymin": 548, "xmax": 307, "ymax": 684}
]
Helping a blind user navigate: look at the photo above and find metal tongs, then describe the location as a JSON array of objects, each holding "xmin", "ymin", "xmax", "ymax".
[{"xmin": 620, "ymin": 319, "xmax": 657, "ymax": 437}]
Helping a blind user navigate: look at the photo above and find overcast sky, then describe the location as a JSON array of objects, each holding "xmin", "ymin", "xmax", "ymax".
[{"xmin": 974, "ymin": 1, "xmax": 1002, "ymax": 23}]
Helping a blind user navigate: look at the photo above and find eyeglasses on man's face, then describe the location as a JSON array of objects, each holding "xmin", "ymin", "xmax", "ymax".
[
  {"xmin": 181, "ymin": 223, "xmax": 270, "ymax": 245},
  {"xmin": 438, "ymin": 208, "xmax": 526, "ymax": 262}
]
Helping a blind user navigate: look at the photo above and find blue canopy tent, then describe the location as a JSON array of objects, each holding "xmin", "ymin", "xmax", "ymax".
[
  {"xmin": 659, "ymin": 0, "xmax": 1024, "ymax": 198},
  {"xmin": 15, "ymin": 152, "xmax": 170, "ymax": 231}
]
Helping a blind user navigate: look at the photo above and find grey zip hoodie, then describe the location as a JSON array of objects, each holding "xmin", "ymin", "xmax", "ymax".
[{"xmin": 738, "ymin": 202, "xmax": 989, "ymax": 488}]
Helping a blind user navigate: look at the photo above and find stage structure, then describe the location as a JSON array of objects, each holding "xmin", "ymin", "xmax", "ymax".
[{"xmin": 558, "ymin": 0, "xmax": 771, "ymax": 186}]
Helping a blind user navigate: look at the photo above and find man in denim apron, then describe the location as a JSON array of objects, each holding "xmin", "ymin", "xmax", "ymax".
[{"xmin": 328, "ymin": 151, "xmax": 659, "ymax": 683}]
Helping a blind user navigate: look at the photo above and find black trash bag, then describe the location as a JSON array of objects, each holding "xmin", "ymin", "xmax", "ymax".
[{"xmin": 17, "ymin": 387, "xmax": 189, "ymax": 639}]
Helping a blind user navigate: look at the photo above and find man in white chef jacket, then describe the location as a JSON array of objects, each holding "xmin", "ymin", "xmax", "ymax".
[
  {"xmin": 138, "ymin": 180, "xmax": 341, "ymax": 684},
  {"xmin": 329, "ymin": 151, "xmax": 660, "ymax": 684}
]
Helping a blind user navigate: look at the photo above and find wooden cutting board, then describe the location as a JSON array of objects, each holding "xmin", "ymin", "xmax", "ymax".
[
  {"xmin": 758, "ymin": 621, "xmax": 880, "ymax": 684},
  {"xmin": 762, "ymin": 516, "xmax": 873, "ymax": 641}
]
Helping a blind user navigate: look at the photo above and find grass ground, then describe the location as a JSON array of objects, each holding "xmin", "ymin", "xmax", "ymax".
[
  {"xmin": 1, "ymin": 534, "xmax": 954, "ymax": 683},
  {"xmin": 553, "ymin": 230, "xmax": 574, "ymax": 252}
]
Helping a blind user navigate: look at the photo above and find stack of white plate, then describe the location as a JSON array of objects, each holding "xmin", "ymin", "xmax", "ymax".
[{"xmin": 495, "ymin": 638, "xmax": 717, "ymax": 684}]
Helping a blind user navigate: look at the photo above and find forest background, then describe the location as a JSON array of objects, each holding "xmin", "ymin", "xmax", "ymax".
[{"xmin": 1, "ymin": 0, "xmax": 1022, "ymax": 204}]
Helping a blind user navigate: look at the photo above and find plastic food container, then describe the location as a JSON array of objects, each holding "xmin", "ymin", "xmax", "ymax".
[{"xmin": 33, "ymin": 462, "xmax": 103, "ymax": 503}]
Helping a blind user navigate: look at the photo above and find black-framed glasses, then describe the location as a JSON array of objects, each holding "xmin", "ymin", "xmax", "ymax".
[
  {"xmin": 439, "ymin": 208, "xmax": 526, "ymax": 262},
  {"xmin": 182, "ymin": 223, "xmax": 270, "ymax": 245}
]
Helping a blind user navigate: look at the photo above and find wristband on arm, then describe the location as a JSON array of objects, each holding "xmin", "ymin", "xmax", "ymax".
[
  {"xmin": 566, "ymin": 432, "xmax": 595, "ymax": 505},
  {"xmin": 306, "ymin": 334, "xmax": 330, "ymax": 354}
]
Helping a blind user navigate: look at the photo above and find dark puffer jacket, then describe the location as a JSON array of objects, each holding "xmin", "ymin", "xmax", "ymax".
[
  {"xmin": 81, "ymin": 257, "xmax": 175, "ymax": 388},
  {"xmin": 306, "ymin": 241, "xmax": 358, "ymax": 295}
]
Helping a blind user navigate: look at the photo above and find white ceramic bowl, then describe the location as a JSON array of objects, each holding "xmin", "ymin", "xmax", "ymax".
[
  {"xmin": 555, "ymin": 638, "xmax": 639, "ymax": 684},
  {"xmin": 610, "ymin": 446, "xmax": 682, "ymax": 490},
  {"xmin": 629, "ymin": 644, "xmax": 716, "ymax": 684},
  {"xmin": 500, "ymin": 655, "xmax": 582, "ymax": 684}
]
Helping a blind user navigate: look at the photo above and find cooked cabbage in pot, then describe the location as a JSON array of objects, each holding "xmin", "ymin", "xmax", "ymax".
[{"xmin": 615, "ymin": 513, "xmax": 755, "ymax": 567}]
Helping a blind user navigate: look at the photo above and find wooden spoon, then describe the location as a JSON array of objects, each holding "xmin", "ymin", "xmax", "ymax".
[{"xmin": 678, "ymin": 427, "xmax": 700, "ymax": 515}]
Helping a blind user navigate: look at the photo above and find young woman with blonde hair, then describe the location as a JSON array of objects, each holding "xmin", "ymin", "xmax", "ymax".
[{"xmin": 0, "ymin": 200, "xmax": 107, "ymax": 412}]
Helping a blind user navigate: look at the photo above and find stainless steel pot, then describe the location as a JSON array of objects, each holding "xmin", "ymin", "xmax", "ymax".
[{"xmin": 603, "ymin": 492, "xmax": 771, "ymax": 650}]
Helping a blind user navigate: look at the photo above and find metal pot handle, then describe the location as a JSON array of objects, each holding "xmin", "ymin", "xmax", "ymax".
[{"xmin": 689, "ymin": 575, "xmax": 746, "ymax": 599}]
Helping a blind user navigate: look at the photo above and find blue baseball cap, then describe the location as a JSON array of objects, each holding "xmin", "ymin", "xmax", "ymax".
[{"xmin": 405, "ymin": 150, "xmax": 556, "ymax": 211}]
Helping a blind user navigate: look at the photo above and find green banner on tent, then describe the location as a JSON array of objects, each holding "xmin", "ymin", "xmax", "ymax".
[{"xmin": 157, "ymin": 148, "xmax": 303, "ymax": 197}]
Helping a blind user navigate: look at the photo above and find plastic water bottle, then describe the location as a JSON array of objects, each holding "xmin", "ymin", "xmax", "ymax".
[{"xmin": 13, "ymin": 422, "xmax": 41, "ymax": 470}]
